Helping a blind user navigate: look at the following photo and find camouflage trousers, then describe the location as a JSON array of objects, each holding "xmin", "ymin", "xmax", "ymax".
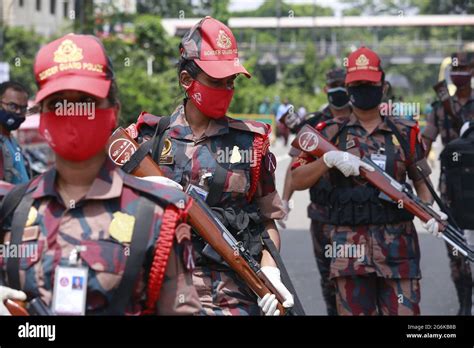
[
  {"xmin": 310, "ymin": 220, "xmax": 337, "ymax": 315},
  {"xmin": 192, "ymin": 266, "xmax": 261, "ymax": 316},
  {"xmin": 440, "ymin": 187, "xmax": 473, "ymax": 315},
  {"xmin": 334, "ymin": 274, "xmax": 420, "ymax": 315},
  {"xmin": 445, "ymin": 242, "xmax": 472, "ymax": 315}
]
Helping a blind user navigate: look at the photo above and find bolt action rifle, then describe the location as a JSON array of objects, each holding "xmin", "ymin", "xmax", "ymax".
[
  {"xmin": 107, "ymin": 127, "xmax": 303, "ymax": 315},
  {"xmin": 292, "ymin": 124, "xmax": 473, "ymax": 262}
]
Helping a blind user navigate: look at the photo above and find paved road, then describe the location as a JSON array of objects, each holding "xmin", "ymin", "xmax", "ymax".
[{"xmin": 270, "ymin": 135, "xmax": 465, "ymax": 315}]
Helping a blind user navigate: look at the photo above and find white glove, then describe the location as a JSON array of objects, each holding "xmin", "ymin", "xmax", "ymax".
[
  {"xmin": 276, "ymin": 200, "xmax": 292, "ymax": 229},
  {"xmin": 323, "ymin": 151, "xmax": 374, "ymax": 177},
  {"xmin": 141, "ymin": 176, "xmax": 183, "ymax": 191},
  {"xmin": 258, "ymin": 266, "xmax": 294, "ymax": 316},
  {"xmin": 0, "ymin": 286, "xmax": 27, "ymax": 316},
  {"xmin": 423, "ymin": 210, "xmax": 448, "ymax": 238}
]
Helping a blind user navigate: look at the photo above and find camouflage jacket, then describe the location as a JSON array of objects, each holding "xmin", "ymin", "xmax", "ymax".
[
  {"xmin": 423, "ymin": 92, "xmax": 474, "ymax": 146},
  {"xmin": 0, "ymin": 158, "xmax": 202, "ymax": 315},
  {"xmin": 294, "ymin": 113, "xmax": 431, "ymax": 279},
  {"xmin": 134, "ymin": 104, "xmax": 285, "ymax": 222}
]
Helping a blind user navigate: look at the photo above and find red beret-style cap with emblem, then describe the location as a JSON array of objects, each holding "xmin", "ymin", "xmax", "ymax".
[
  {"xmin": 345, "ymin": 46, "xmax": 383, "ymax": 84},
  {"xmin": 180, "ymin": 16, "xmax": 251, "ymax": 79},
  {"xmin": 34, "ymin": 33, "xmax": 114, "ymax": 103}
]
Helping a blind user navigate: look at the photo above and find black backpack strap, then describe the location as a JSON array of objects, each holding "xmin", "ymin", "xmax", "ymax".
[
  {"xmin": 6, "ymin": 188, "xmax": 34, "ymax": 290},
  {"xmin": 106, "ymin": 196, "xmax": 157, "ymax": 315},
  {"xmin": 205, "ymin": 165, "xmax": 228, "ymax": 207},
  {"xmin": 444, "ymin": 112, "xmax": 451, "ymax": 143},
  {"xmin": 383, "ymin": 132, "xmax": 395, "ymax": 178},
  {"xmin": 122, "ymin": 116, "xmax": 172, "ymax": 174},
  {"xmin": 205, "ymin": 131, "xmax": 237, "ymax": 207},
  {"xmin": 121, "ymin": 139, "xmax": 153, "ymax": 174},
  {"xmin": 329, "ymin": 119, "xmax": 350, "ymax": 145},
  {"xmin": 385, "ymin": 117, "xmax": 413, "ymax": 164},
  {"xmin": 0, "ymin": 182, "xmax": 29, "ymax": 230},
  {"xmin": 151, "ymin": 116, "xmax": 172, "ymax": 164}
]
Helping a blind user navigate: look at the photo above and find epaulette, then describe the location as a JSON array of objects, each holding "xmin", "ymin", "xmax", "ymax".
[
  {"xmin": 227, "ymin": 117, "xmax": 270, "ymax": 136},
  {"xmin": 120, "ymin": 172, "xmax": 189, "ymax": 210}
]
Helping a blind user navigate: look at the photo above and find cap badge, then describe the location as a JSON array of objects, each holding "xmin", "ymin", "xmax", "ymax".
[
  {"xmin": 216, "ymin": 30, "xmax": 232, "ymax": 49},
  {"xmin": 54, "ymin": 39, "xmax": 83, "ymax": 63},
  {"xmin": 355, "ymin": 54, "xmax": 369, "ymax": 67}
]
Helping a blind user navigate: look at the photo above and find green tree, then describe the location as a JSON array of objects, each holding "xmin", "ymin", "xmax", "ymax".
[
  {"xmin": 2, "ymin": 27, "xmax": 44, "ymax": 96},
  {"xmin": 134, "ymin": 15, "xmax": 175, "ymax": 72}
]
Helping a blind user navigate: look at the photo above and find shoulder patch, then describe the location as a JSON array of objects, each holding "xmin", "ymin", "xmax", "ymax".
[
  {"xmin": 227, "ymin": 117, "xmax": 270, "ymax": 136},
  {"xmin": 121, "ymin": 173, "xmax": 188, "ymax": 210}
]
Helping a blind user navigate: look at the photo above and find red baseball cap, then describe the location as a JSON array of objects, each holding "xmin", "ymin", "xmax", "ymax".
[
  {"xmin": 180, "ymin": 16, "xmax": 251, "ymax": 79},
  {"xmin": 345, "ymin": 47, "xmax": 383, "ymax": 84},
  {"xmin": 34, "ymin": 34, "xmax": 114, "ymax": 103}
]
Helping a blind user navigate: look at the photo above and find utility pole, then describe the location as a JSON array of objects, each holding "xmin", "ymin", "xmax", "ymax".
[{"xmin": 275, "ymin": 0, "xmax": 282, "ymax": 83}]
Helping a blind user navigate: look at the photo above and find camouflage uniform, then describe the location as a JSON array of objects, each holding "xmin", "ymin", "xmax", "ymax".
[
  {"xmin": 422, "ymin": 91, "xmax": 474, "ymax": 315},
  {"xmin": 294, "ymin": 113, "xmax": 430, "ymax": 315},
  {"xmin": 133, "ymin": 104, "xmax": 285, "ymax": 315},
  {"xmin": 289, "ymin": 106, "xmax": 337, "ymax": 315},
  {"xmin": 0, "ymin": 158, "xmax": 202, "ymax": 315}
]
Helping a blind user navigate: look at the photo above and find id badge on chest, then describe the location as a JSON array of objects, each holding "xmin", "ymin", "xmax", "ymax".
[
  {"xmin": 51, "ymin": 247, "xmax": 88, "ymax": 315},
  {"xmin": 370, "ymin": 153, "xmax": 387, "ymax": 171}
]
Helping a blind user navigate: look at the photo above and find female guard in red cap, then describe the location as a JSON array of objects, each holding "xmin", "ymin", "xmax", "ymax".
[
  {"xmin": 132, "ymin": 17, "xmax": 294, "ymax": 316},
  {"xmin": 292, "ymin": 47, "xmax": 443, "ymax": 315}
]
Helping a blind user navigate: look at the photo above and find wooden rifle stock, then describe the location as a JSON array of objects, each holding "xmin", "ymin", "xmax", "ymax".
[
  {"xmin": 4, "ymin": 299, "xmax": 29, "ymax": 316},
  {"xmin": 107, "ymin": 127, "xmax": 287, "ymax": 315},
  {"xmin": 293, "ymin": 125, "xmax": 474, "ymax": 261}
]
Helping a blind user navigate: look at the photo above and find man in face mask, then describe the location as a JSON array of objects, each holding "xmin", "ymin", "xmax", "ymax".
[
  {"xmin": 279, "ymin": 68, "xmax": 351, "ymax": 315},
  {"xmin": 423, "ymin": 52, "xmax": 474, "ymax": 154},
  {"xmin": 422, "ymin": 51, "xmax": 474, "ymax": 315},
  {"xmin": 292, "ymin": 47, "xmax": 441, "ymax": 315},
  {"xmin": 0, "ymin": 81, "xmax": 31, "ymax": 184}
]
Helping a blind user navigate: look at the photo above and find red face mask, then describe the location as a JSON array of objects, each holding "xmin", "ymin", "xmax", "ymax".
[
  {"xmin": 39, "ymin": 108, "xmax": 116, "ymax": 162},
  {"xmin": 186, "ymin": 80, "xmax": 234, "ymax": 119}
]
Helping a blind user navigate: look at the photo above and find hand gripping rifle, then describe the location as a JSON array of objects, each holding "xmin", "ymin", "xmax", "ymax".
[
  {"xmin": 5, "ymin": 298, "xmax": 54, "ymax": 316},
  {"xmin": 292, "ymin": 124, "xmax": 474, "ymax": 262},
  {"xmin": 108, "ymin": 127, "xmax": 301, "ymax": 315}
]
